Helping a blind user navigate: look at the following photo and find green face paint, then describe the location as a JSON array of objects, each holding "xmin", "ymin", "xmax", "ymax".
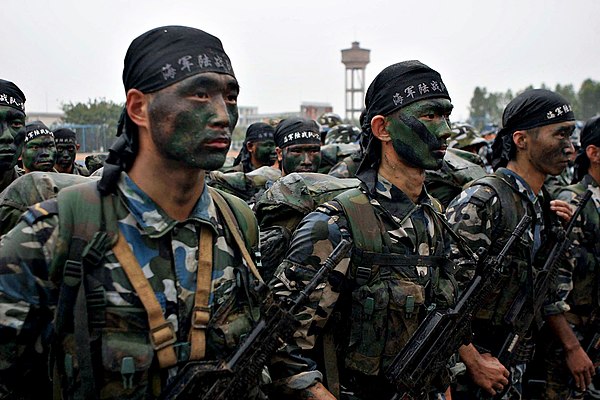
[
  {"xmin": 148, "ymin": 72, "xmax": 239, "ymax": 171},
  {"xmin": 22, "ymin": 135, "xmax": 57, "ymax": 172},
  {"xmin": 252, "ymin": 140, "xmax": 276, "ymax": 167},
  {"xmin": 281, "ymin": 144, "xmax": 321, "ymax": 175},
  {"xmin": 387, "ymin": 98, "xmax": 453, "ymax": 170},
  {"xmin": 0, "ymin": 106, "xmax": 26, "ymax": 172},
  {"xmin": 55, "ymin": 143, "xmax": 77, "ymax": 173}
]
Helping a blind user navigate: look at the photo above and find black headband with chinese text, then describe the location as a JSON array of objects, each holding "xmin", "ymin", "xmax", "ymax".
[
  {"xmin": 25, "ymin": 121, "xmax": 54, "ymax": 143},
  {"xmin": 0, "ymin": 79, "xmax": 26, "ymax": 112},
  {"xmin": 274, "ymin": 117, "xmax": 321, "ymax": 148}
]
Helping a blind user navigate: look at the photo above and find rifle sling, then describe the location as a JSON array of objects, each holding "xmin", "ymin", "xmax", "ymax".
[{"xmin": 189, "ymin": 227, "xmax": 213, "ymax": 361}]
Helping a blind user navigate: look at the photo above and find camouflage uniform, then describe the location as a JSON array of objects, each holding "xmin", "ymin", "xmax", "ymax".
[
  {"xmin": 269, "ymin": 167, "xmax": 457, "ymax": 399},
  {"xmin": 328, "ymin": 150, "xmax": 363, "ymax": 179},
  {"xmin": 0, "ymin": 172, "xmax": 264, "ymax": 399},
  {"xmin": 207, "ymin": 165, "xmax": 281, "ymax": 206},
  {"xmin": 71, "ymin": 162, "xmax": 90, "ymax": 176},
  {"xmin": 254, "ymin": 172, "xmax": 360, "ymax": 281},
  {"xmin": 0, "ymin": 171, "xmax": 93, "ymax": 236},
  {"xmin": 318, "ymin": 143, "xmax": 360, "ymax": 174},
  {"xmin": 446, "ymin": 168, "xmax": 570, "ymax": 399},
  {"xmin": 425, "ymin": 148, "xmax": 487, "ymax": 208},
  {"xmin": 541, "ymin": 174, "xmax": 600, "ymax": 399}
]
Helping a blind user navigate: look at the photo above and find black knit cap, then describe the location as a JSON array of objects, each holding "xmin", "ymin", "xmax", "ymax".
[
  {"xmin": 0, "ymin": 79, "xmax": 26, "ymax": 112},
  {"xmin": 492, "ymin": 89, "xmax": 575, "ymax": 169},
  {"xmin": 274, "ymin": 117, "xmax": 320, "ymax": 149}
]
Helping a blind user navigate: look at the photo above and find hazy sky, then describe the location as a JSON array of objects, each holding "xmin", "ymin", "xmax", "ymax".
[{"xmin": 4, "ymin": 0, "xmax": 600, "ymax": 122}]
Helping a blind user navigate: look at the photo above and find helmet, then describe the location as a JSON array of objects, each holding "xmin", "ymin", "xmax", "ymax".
[
  {"xmin": 325, "ymin": 124, "xmax": 361, "ymax": 145},
  {"xmin": 317, "ymin": 112, "xmax": 343, "ymax": 128}
]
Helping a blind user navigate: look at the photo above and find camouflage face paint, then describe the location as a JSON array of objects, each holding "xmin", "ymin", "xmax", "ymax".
[
  {"xmin": 252, "ymin": 140, "xmax": 276, "ymax": 167},
  {"xmin": 0, "ymin": 106, "xmax": 26, "ymax": 172},
  {"xmin": 148, "ymin": 72, "xmax": 239, "ymax": 171},
  {"xmin": 281, "ymin": 144, "xmax": 321, "ymax": 175},
  {"xmin": 55, "ymin": 143, "xmax": 77, "ymax": 173},
  {"xmin": 22, "ymin": 135, "xmax": 57, "ymax": 172},
  {"xmin": 386, "ymin": 98, "xmax": 453, "ymax": 170},
  {"xmin": 528, "ymin": 121, "xmax": 576, "ymax": 176}
]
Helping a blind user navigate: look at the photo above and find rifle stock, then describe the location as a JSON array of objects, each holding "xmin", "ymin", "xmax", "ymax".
[
  {"xmin": 385, "ymin": 215, "xmax": 532, "ymax": 398},
  {"xmin": 158, "ymin": 239, "xmax": 352, "ymax": 400}
]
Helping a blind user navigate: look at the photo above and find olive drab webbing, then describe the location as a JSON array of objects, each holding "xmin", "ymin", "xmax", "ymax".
[
  {"xmin": 51, "ymin": 181, "xmax": 260, "ymax": 399},
  {"xmin": 333, "ymin": 187, "xmax": 458, "ymax": 376}
]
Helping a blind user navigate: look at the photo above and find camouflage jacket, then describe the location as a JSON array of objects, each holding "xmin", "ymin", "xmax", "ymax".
[
  {"xmin": 327, "ymin": 150, "xmax": 363, "ymax": 179},
  {"xmin": 446, "ymin": 168, "xmax": 570, "ymax": 353},
  {"xmin": 71, "ymin": 162, "xmax": 90, "ymax": 176},
  {"xmin": 0, "ymin": 172, "xmax": 94, "ymax": 236},
  {"xmin": 556, "ymin": 174, "xmax": 600, "ymax": 317},
  {"xmin": 425, "ymin": 148, "xmax": 487, "ymax": 209},
  {"xmin": 207, "ymin": 166, "xmax": 281, "ymax": 205},
  {"xmin": 318, "ymin": 143, "xmax": 360, "ymax": 174},
  {"xmin": 269, "ymin": 167, "xmax": 457, "ymax": 398},
  {"xmin": 0, "ymin": 172, "xmax": 264, "ymax": 399}
]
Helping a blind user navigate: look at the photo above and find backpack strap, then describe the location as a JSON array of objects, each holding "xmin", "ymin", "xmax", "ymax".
[
  {"xmin": 208, "ymin": 187, "xmax": 263, "ymax": 283},
  {"xmin": 334, "ymin": 188, "xmax": 382, "ymax": 253}
]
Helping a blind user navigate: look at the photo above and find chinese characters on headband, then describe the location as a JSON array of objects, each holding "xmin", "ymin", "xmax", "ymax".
[
  {"xmin": 392, "ymin": 80, "xmax": 447, "ymax": 106},
  {"xmin": 0, "ymin": 93, "xmax": 25, "ymax": 111},
  {"xmin": 282, "ymin": 131, "xmax": 321, "ymax": 144},
  {"xmin": 160, "ymin": 51, "xmax": 233, "ymax": 81},
  {"xmin": 546, "ymin": 104, "xmax": 573, "ymax": 120}
]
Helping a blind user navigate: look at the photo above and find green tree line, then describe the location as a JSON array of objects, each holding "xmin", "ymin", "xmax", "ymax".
[{"xmin": 468, "ymin": 79, "xmax": 600, "ymax": 130}]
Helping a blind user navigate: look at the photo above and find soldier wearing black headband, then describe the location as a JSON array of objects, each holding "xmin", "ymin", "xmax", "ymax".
[
  {"xmin": 0, "ymin": 26, "xmax": 266, "ymax": 400},
  {"xmin": 273, "ymin": 116, "xmax": 322, "ymax": 176},
  {"xmin": 269, "ymin": 61, "xmax": 506, "ymax": 399},
  {"xmin": 0, "ymin": 79, "xmax": 26, "ymax": 191},
  {"xmin": 447, "ymin": 88, "xmax": 594, "ymax": 398},
  {"xmin": 22, "ymin": 120, "xmax": 57, "ymax": 173},
  {"xmin": 53, "ymin": 127, "xmax": 89, "ymax": 175},
  {"xmin": 226, "ymin": 122, "xmax": 276, "ymax": 173}
]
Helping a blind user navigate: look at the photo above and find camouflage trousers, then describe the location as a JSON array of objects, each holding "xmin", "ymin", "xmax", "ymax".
[{"xmin": 453, "ymin": 364, "xmax": 525, "ymax": 400}]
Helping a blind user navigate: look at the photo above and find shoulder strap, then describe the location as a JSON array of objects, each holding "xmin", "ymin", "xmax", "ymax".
[
  {"xmin": 334, "ymin": 188, "xmax": 382, "ymax": 253},
  {"xmin": 208, "ymin": 187, "xmax": 263, "ymax": 283}
]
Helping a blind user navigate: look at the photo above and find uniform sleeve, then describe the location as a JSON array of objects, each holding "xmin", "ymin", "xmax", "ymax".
[
  {"xmin": 268, "ymin": 205, "xmax": 351, "ymax": 393},
  {"xmin": 0, "ymin": 213, "xmax": 59, "ymax": 393},
  {"xmin": 445, "ymin": 186, "xmax": 497, "ymax": 292}
]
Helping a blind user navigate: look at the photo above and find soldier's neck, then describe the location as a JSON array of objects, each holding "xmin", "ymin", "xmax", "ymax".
[
  {"xmin": 128, "ymin": 152, "xmax": 205, "ymax": 222},
  {"xmin": 378, "ymin": 148, "xmax": 424, "ymax": 203},
  {"xmin": 506, "ymin": 159, "xmax": 545, "ymax": 194}
]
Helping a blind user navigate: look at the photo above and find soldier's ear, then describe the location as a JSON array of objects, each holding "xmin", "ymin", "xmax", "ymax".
[
  {"xmin": 513, "ymin": 130, "xmax": 527, "ymax": 150},
  {"xmin": 586, "ymin": 144, "xmax": 600, "ymax": 163},
  {"xmin": 276, "ymin": 147, "xmax": 283, "ymax": 162},
  {"xmin": 126, "ymin": 89, "xmax": 150, "ymax": 131},
  {"xmin": 371, "ymin": 115, "xmax": 391, "ymax": 142}
]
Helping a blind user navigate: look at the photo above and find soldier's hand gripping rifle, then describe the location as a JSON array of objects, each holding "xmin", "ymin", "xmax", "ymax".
[
  {"xmin": 385, "ymin": 215, "xmax": 532, "ymax": 399},
  {"xmin": 493, "ymin": 190, "xmax": 593, "ymax": 398},
  {"xmin": 158, "ymin": 239, "xmax": 352, "ymax": 400}
]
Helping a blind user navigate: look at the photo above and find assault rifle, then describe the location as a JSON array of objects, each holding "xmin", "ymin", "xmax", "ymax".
[
  {"xmin": 494, "ymin": 189, "xmax": 593, "ymax": 397},
  {"xmin": 385, "ymin": 214, "xmax": 532, "ymax": 399},
  {"xmin": 158, "ymin": 239, "xmax": 352, "ymax": 400}
]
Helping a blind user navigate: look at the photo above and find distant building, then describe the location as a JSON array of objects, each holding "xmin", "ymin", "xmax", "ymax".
[
  {"xmin": 301, "ymin": 101, "xmax": 333, "ymax": 121},
  {"xmin": 26, "ymin": 111, "xmax": 63, "ymax": 128}
]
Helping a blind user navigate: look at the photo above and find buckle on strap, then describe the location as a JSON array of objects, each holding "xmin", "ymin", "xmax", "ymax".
[
  {"xmin": 149, "ymin": 321, "xmax": 176, "ymax": 351},
  {"xmin": 354, "ymin": 265, "xmax": 371, "ymax": 285},
  {"xmin": 192, "ymin": 306, "xmax": 211, "ymax": 329}
]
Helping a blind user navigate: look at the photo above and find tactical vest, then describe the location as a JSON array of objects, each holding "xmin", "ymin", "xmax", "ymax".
[
  {"xmin": 39, "ymin": 181, "xmax": 261, "ymax": 399},
  {"xmin": 464, "ymin": 175, "xmax": 542, "ymax": 332},
  {"xmin": 331, "ymin": 188, "xmax": 457, "ymax": 377},
  {"xmin": 560, "ymin": 183, "xmax": 600, "ymax": 310}
]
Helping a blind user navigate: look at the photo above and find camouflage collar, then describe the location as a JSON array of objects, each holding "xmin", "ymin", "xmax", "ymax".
[
  {"xmin": 117, "ymin": 172, "xmax": 216, "ymax": 238},
  {"xmin": 496, "ymin": 167, "xmax": 542, "ymax": 205}
]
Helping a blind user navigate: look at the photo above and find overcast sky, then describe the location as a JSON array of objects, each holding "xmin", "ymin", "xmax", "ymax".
[{"xmin": 4, "ymin": 0, "xmax": 600, "ymax": 122}]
